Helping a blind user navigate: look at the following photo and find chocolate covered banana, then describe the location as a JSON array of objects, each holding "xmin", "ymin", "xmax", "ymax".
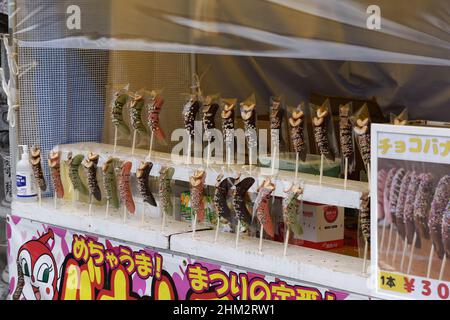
[
  {"xmin": 253, "ymin": 179, "xmax": 276, "ymax": 238},
  {"xmin": 354, "ymin": 118, "xmax": 371, "ymax": 168},
  {"xmin": 119, "ymin": 161, "xmax": 135, "ymax": 214},
  {"xmin": 289, "ymin": 106, "xmax": 306, "ymax": 161},
  {"xmin": 82, "ymin": 152, "xmax": 102, "ymax": 202},
  {"xmin": 48, "ymin": 151, "xmax": 64, "ymax": 199},
  {"xmin": 190, "ymin": 170, "xmax": 206, "ymax": 222},
  {"xmin": 111, "ymin": 92, "xmax": 130, "ymax": 135},
  {"xmin": 232, "ymin": 177, "xmax": 255, "ymax": 227},
  {"xmin": 360, "ymin": 193, "xmax": 371, "ymax": 243},
  {"xmin": 414, "ymin": 173, "xmax": 434, "ymax": 240},
  {"xmin": 442, "ymin": 201, "xmax": 450, "ymax": 259},
  {"xmin": 270, "ymin": 98, "xmax": 283, "ymax": 147},
  {"xmin": 214, "ymin": 175, "xmax": 237, "ymax": 227},
  {"xmin": 241, "ymin": 102, "xmax": 257, "ymax": 148},
  {"xmin": 404, "ymin": 172, "xmax": 421, "ymax": 247},
  {"xmin": 102, "ymin": 157, "xmax": 119, "ymax": 209},
  {"xmin": 130, "ymin": 94, "xmax": 147, "ymax": 135},
  {"xmin": 30, "ymin": 147, "xmax": 47, "ymax": 192},
  {"xmin": 67, "ymin": 153, "xmax": 88, "ymax": 196},
  {"xmin": 339, "ymin": 104, "xmax": 354, "ymax": 161},
  {"xmin": 313, "ymin": 106, "xmax": 334, "ymax": 161},
  {"xmin": 383, "ymin": 168, "xmax": 397, "ymax": 225},
  {"xmin": 203, "ymin": 98, "xmax": 219, "ymax": 143},
  {"xmin": 159, "ymin": 166, "xmax": 175, "ymax": 217},
  {"xmin": 136, "ymin": 161, "xmax": 157, "ymax": 207},
  {"xmin": 389, "ymin": 168, "xmax": 406, "ymax": 227},
  {"xmin": 183, "ymin": 95, "xmax": 200, "ymax": 138},
  {"xmin": 282, "ymin": 185, "xmax": 303, "ymax": 237},
  {"xmin": 395, "ymin": 172, "xmax": 412, "ymax": 239},
  {"xmin": 429, "ymin": 175, "xmax": 450, "ymax": 259},
  {"xmin": 377, "ymin": 169, "xmax": 387, "ymax": 220},
  {"xmin": 148, "ymin": 93, "xmax": 166, "ymax": 144},
  {"xmin": 221, "ymin": 100, "xmax": 235, "ymax": 144}
]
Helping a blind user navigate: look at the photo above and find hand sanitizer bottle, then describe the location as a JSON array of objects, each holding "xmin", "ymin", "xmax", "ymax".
[{"xmin": 16, "ymin": 145, "xmax": 37, "ymax": 201}]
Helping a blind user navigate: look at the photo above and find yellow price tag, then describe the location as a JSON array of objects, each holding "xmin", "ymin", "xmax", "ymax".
[{"xmin": 379, "ymin": 271, "xmax": 409, "ymax": 294}]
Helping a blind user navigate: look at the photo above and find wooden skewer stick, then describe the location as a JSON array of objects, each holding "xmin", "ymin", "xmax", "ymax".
[
  {"xmin": 362, "ymin": 240, "xmax": 369, "ymax": 274},
  {"xmin": 379, "ymin": 219, "xmax": 387, "ymax": 255},
  {"xmin": 235, "ymin": 220, "xmax": 241, "ymax": 249},
  {"xmin": 148, "ymin": 131, "xmax": 154, "ymax": 160},
  {"xmin": 161, "ymin": 211, "xmax": 166, "ymax": 232},
  {"xmin": 294, "ymin": 153, "xmax": 299, "ymax": 182},
  {"xmin": 385, "ymin": 224, "xmax": 394, "ymax": 260},
  {"xmin": 53, "ymin": 192, "xmax": 57, "ymax": 209},
  {"xmin": 319, "ymin": 154, "xmax": 324, "ymax": 186},
  {"xmin": 113, "ymin": 127, "xmax": 118, "ymax": 155},
  {"xmin": 186, "ymin": 136, "xmax": 192, "ymax": 165},
  {"xmin": 105, "ymin": 200, "xmax": 110, "ymax": 219},
  {"xmin": 283, "ymin": 229, "xmax": 290, "ymax": 257},
  {"xmin": 427, "ymin": 245, "xmax": 434, "ymax": 278},
  {"xmin": 88, "ymin": 195, "xmax": 93, "ymax": 217},
  {"xmin": 258, "ymin": 224, "xmax": 264, "ymax": 254},
  {"xmin": 214, "ymin": 218, "xmax": 220, "ymax": 243},
  {"xmin": 123, "ymin": 206, "xmax": 127, "ymax": 224},
  {"xmin": 38, "ymin": 188, "xmax": 42, "ymax": 207},
  {"xmin": 392, "ymin": 232, "xmax": 400, "ymax": 265},
  {"xmin": 141, "ymin": 202, "xmax": 145, "ymax": 226},
  {"xmin": 131, "ymin": 130, "xmax": 137, "ymax": 156},
  {"xmin": 400, "ymin": 238, "xmax": 408, "ymax": 272},
  {"xmin": 344, "ymin": 157, "xmax": 348, "ymax": 190},
  {"xmin": 439, "ymin": 255, "xmax": 447, "ymax": 281},
  {"xmin": 192, "ymin": 213, "xmax": 198, "ymax": 240},
  {"xmin": 406, "ymin": 233, "xmax": 417, "ymax": 275}
]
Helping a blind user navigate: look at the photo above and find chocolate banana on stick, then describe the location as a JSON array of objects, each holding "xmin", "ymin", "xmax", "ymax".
[
  {"xmin": 67, "ymin": 153, "xmax": 88, "ymax": 196},
  {"xmin": 111, "ymin": 91, "xmax": 130, "ymax": 136},
  {"xmin": 383, "ymin": 168, "xmax": 397, "ymax": 225},
  {"xmin": 360, "ymin": 192, "xmax": 371, "ymax": 243},
  {"xmin": 130, "ymin": 94, "xmax": 147, "ymax": 135},
  {"xmin": 404, "ymin": 172, "xmax": 421, "ymax": 248},
  {"xmin": 232, "ymin": 177, "xmax": 255, "ymax": 228},
  {"xmin": 221, "ymin": 99, "xmax": 236, "ymax": 145},
  {"xmin": 253, "ymin": 178, "xmax": 276, "ymax": 238},
  {"xmin": 213, "ymin": 175, "xmax": 237, "ymax": 228},
  {"xmin": 282, "ymin": 184, "xmax": 303, "ymax": 237},
  {"xmin": 119, "ymin": 161, "xmax": 135, "ymax": 214},
  {"xmin": 312, "ymin": 104, "xmax": 335, "ymax": 161},
  {"xmin": 159, "ymin": 166, "xmax": 175, "ymax": 217},
  {"xmin": 183, "ymin": 95, "xmax": 201, "ymax": 138},
  {"xmin": 414, "ymin": 173, "xmax": 434, "ymax": 240},
  {"xmin": 30, "ymin": 147, "xmax": 47, "ymax": 192},
  {"xmin": 82, "ymin": 152, "xmax": 102, "ymax": 202},
  {"xmin": 442, "ymin": 201, "xmax": 450, "ymax": 259},
  {"xmin": 148, "ymin": 92, "xmax": 166, "ymax": 144},
  {"xmin": 389, "ymin": 168, "xmax": 406, "ymax": 227},
  {"xmin": 289, "ymin": 104, "xmax": 306, "ymax": 162},
  {"xmin": 353, "ymin": 110, "xmax": 371, "ymax": 169},
  {"xmin": 190, "ymin": 170, "xmax": 207, "ymax": 222},
  {"xmin": 136, "ymin": 162, "xmax": 157, "ymax": 207},
  {"xmin": 395, "ymin": 172, "xmax": 412, "ymax": 239},
  {"xmin": 102, "ymin": 157, "xmax": 120, "ymax": 209},
  {"xmin": 202, "ymin": 96, "xmax": 220, "ymax": 143},
  {"xmin": 339, "ymin": 103, "xmax": 355, "ymax": 172},
  {"xmin": 48, "ymin": 151, "xmax": 64, "ymax": 199},
  {"xmin": 241, "ymin": 99, "xmax": 257, "ymax": 149},
  {"xmin": 429, "ymin": 175, "xmax": 450, "ymax": 259},
  {"xmin": 270, "ymin": 97, "xmax": 284, "ymax": 149},
  {"xmin": 377, "ymin": 169, "xmax": 387, "ymax": 220}
]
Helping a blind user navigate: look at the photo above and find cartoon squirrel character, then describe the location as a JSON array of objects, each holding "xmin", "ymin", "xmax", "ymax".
[{"xmin": 13, "ymin": 230, "xmax": 58, "ymax": 300}]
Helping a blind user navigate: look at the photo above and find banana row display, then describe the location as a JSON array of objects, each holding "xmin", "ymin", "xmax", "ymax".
[
  {"xmin": 110, "ymin": 87, "xmax": 372, "ymax": 175},
  {"xmin": 23, "ymin": 146, "xmax": 370, "ymax": 254}
]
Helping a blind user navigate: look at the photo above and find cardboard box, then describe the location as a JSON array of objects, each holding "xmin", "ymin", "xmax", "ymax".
[{"xmin": 276, "ymin": 202, "xmax": 345, "ymax": 250}]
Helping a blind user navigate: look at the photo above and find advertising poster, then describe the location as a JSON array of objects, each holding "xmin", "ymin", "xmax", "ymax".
[
  {"xmin": 372, "ymin": 124, "xmax": 450, "ymax": 300},
  {"xmin": 6, "ymin": 215, "xmax": 367, "ymax": 300}
]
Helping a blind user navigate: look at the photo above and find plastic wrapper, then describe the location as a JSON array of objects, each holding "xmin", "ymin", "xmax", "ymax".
[
  {"xmin": 288, "ymin": 103, "xmax": 307, "ymax": 162},
  {"xmin": 339, "ymin": 102, "xmax": 356, "ymax": 174},
  {"xmin": 390, "ymin": 108, "xmax": 409, "ymax": 126},
  {"xmin": 202, "ymin": 94, "xmax": 221, "ymax": 144},
  {"xmin": 110, "ymin": 84, "xmax": 132, "ymax": 139},
  {"xmin": 240, "ymin": 94, "xmax": 257, "ymax": 150},
  {"xmin": 310, "ymin": 99, "xmax": 339, "ymax": 162},
  {"xmin": 352, "ymin": 104, "xmax": 371, "ymax": 170}
]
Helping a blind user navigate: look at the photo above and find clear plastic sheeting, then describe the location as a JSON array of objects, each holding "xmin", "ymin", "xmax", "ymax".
[
  {"xmin": 11, "ymin": 0, "xmax": 450, "ymax": 122},
  {"xmin": 14, "ymin": 0, "xmax": 450, "ymax": 65}
]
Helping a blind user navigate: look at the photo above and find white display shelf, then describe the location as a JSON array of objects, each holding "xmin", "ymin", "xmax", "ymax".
[
  {"xmin": 55, "ymin": 142, "xmax": 369, "ymax": 210},
  {"xmin": 170, "ymin": 230, "xmax": 373, "ymax": 297},
  {"xmin": 11, "ymin": 198, "xmax": 203, "ymax": 250}
]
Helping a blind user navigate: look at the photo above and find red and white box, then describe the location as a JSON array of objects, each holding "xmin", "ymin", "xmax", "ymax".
[{"xmin": 277, "ymin": 202, "xmax": 344, "ymax": 250}]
